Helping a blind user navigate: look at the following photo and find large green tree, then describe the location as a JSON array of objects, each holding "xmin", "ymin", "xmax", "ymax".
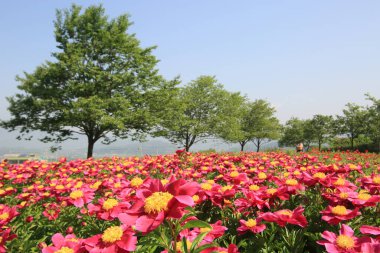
[
  {"xmin": 279, "ymin": 118, "xmax": 314, "ymax": 151},
  {"xmin": 1, "ymin": 4, "xmax": 174, "ymax": 158},
  {"xmin": 154, "ymin": 76, "xmax": 233, "ymax": 151},
  {"xmin": 309, "ymin": 114, "xmax": 334, "ymax": 151},
  {"xmin": 335, "ymin": 103, "xmax": 368, "ymax": 149},
  {"xmin": 220, "ymin": 99, "xmax": 281, "ymax": 151},
  {"xmin": 366, "ymin": 94, "xmax": 380, "ymax": 152}
]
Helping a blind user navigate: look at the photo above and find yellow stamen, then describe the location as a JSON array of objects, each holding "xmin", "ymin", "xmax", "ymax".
[
  {"xmin": 54, "ymin": 247, "xmax": 74, "ymax": 253},
  {"xmin": 201, "ymin": 183, "xmax": 212, "ymax": 191},
  {"xmin": 102, "ymin": 226, "xmax": 123, "ymax": 243},
  {"xmin": 229, "ymin": 171, "xmax": 239, "ymax": 178},
  {"xmin": 258, "ymin": 172, "xmax": 267, "ymax": 180},
  {"xmin": 144, "ymin": 192, "xmax": 173, "ymax": 214},
  {"xmin": 313, "ymin": 172, "xmax": 326, "ymax": 179},
  {"xmin": 246, "ymin": 218, "xmax": 257, "ymax": 228},
  {"xmin": 0, "ymin": 212, "xmax": 9, "ymax": 220},
  {"xmin": 332, "ymin": 205, "xmax": 347, "ymax": 216},
  {"xmin": 69, "ymin": 190, "xmax": 83, "ymax": 200},
  {"xmin": 266, "ymin": 188, "xmax": 277, "ymax": 195},
  {"xmin": 130, "ymin": 177, "xmax": 143, "ymax": 187},
  {"xmin": 358, "ymin": 193, "xmax": 371, "ymax": 201},
  {"xmin": 336, "ymin": 235, "xmax": 355, "ymax": 249},
  {"xmin": 285, "ymin": 179, "xmax": 298, "ymax": 186},
  {"xmin": 102, "ymin": 198, "xmax": 118, "ymax": 211}
]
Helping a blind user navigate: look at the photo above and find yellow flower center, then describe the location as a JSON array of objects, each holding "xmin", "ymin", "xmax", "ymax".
[
  {"xmin": 102, "ymin": 198, "xmax": 119, "ymax": 211},
  {"xmin": 249, "ymin": 185, "xmax": 260, "ymax": 191},
  {"xmin": 313, "ymin": 172, "xmax": 326, "ymax": 179},
  {"xmin": 339, "ymin": 192, "xmax": 349, "ymax": 199},
  {"xmin": 336, "ymin": 235, "xmax": 355, "ymax": 249},
  {"xmin": 246, "ymin": 218, "xmax": 257, "ymax": 228},
  {"xmin": 278, "ymin": 210, "xmax": 292, "ymax": 216},
  {"xmin": 221, "ymin": 185, "xmax": 233, "ymax": 192},
  {"xmin": 0, "ymin": 212, "xmax": 9, "ymax": 220},
  {"xmin": 101, "ymin": 226, "xmax": 123, "ymax": 243},
  {"xmin": 332, "ymin": 205, "xmax": 347, "ymax": 216},
  {"xmin": 130, "ymin": 177, "xmax": 143, "ymax": 187},
  {"xmin": 144, "ymin": 192, "xmax": 173, "ymax": 214},
  {"xmin": 373, "ymin": 176, "xmax": 380, "ymax": 185},
  {"xmin": 207, "ymin": 180, "xmax": 215, "ymax": 184},
  {"xmin": 161, "ymin": 179, "xmax": 169, "ymax": 185},
  {"xmin": 266, "ymin": 188, "xmax": 277, "ymax": 195},
  {"xmin": 201, "ymin": 183, "xmax": 213, "ymax": 191},
  {"xmin": 55, "ymin": 247, "xmax": 74, "ymax": 253},
  {"xmin": 200, "ymin": 227, "xmax": 212, "ymax": 233},
  {"xmin": 69, "ymin": 190, "xmax": 83, "ymax": 200},
  {"xmin": 91, "ymin": 181, "xmax": 102, "ymax": 189},
  {"xmin": 230, "ymin": 171, "xmax": 239, "ymax": 178},
  {"xmin": 74, "ymin": 182, "xmax": 83, "ymax": 188},
  {"xmin": 192, "ymin": 195, "xmax": 200, "ymax": 202},
  {"xmin": 334, "ymin": 178, "xmax": 345, "ymax": 186},
  {"xmin": 358, "ymin": 193, "xmax": 371, "ymax": 201},
  {"xmin": 285, "ymin": 179, "xmax": 298, "ymax": 186},
  {"xmin": 56, "ymin": 185, "xmax": 65, "ymax": 190},
  {"xmin": 258, "ymin": 172, "xmax": 267, "ymax": 180}
]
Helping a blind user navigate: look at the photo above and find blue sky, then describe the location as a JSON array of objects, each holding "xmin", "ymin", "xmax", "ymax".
[{"xmin": 0, "ymin": 1, "xmax": 379, "ymax": 152}]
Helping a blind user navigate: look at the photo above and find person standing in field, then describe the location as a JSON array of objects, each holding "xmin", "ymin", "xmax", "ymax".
[{"xmin": 296, "ymin": 143, "xmax": 304, "ymax": 152}]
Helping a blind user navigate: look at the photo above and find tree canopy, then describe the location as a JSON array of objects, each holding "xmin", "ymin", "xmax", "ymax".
[
  {"xmin": 154, "ymin": 76, "xmax": 234, "ymax": 151},
  {"xmin": 220, "ymin": 99, "xmax": 281, "ymax": 151},
  {"xmin": 1, "ymin": 4, "xmax": 175, "ymax": 158}
]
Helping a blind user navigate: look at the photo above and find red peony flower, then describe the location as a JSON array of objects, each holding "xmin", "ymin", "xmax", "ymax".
[
  {"xmin": 119, "ymin": 178, "xmax": 199, "ymax": 233},
  {"xmin": 0, "ymin": 205, "xmax": 19, "ymax": 227},
  {"xmin": 0, "ymin": 228, "xmax": 17, "ymax": 253},
  {"xmin": 317, "ymin": 224, "xmax": 360, "ymax": 253},
  {"xmin": 320, "ymin": 205, "xmax": 361, "ymax": 225},
  {"xmin": 88, "ymin": 198, "xmax": 130, "ymax": 221},
  {"xmin": 84, "ymin": 225, "xmax": 136, "ymax": 253},
  {"xmin": 237, "ymin": 218, "xmax": 266, "ymax": 234},
  {"xmin": 260, "ymin": 206, "xmax": 308, "ymax": 227},
  {"xmin": 42, "ymin": 233, "xmax": 83, "ymax": 253},
  {"xmin": 67, "ymin": 188, "xmax": 95, "ymax": 208}
]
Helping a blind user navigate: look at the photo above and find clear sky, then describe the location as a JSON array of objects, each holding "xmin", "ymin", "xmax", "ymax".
[{"xmin": 1, "ymin": 1, "xmax": 379, "ymax": 153}]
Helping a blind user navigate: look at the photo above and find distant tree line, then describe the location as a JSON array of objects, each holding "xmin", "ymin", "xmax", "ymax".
[
  {"xmin": 1, "ymin": 4, "xmax": 379, "ymax": 157},
  {"xmin": 279, "ymin": 94, "xmax": 380, "ymax": 153}
]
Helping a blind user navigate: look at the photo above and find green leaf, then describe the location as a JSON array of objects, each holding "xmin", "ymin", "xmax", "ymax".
[{"xmin": 182, "ymin": 220, "xmax": 212, "ymax": 230}]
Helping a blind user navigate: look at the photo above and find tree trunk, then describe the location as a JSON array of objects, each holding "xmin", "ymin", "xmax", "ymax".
[
  {"xmin": 252, "ymin": 139, "xmax": 261, "ymax": 152},
  {"xmin": 185, "ymin": 145, "xmax": 190, "ymax": 152},
  {"xmin": 240, "ymin": 142, "xmax": 246, "ymax": 151},
  {"xmin": 87, "ymin": 139, "xmax": 95, "ymax": 158},
  {"xmin": 318, "ymin": 139, "xmax": 322, "ymax": 151},
  {"xmin": 350, "ymin": 136, "xmax": 354, "ymax": 150}
]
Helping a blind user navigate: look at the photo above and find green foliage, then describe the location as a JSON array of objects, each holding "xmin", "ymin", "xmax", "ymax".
[
  {"xmin": 219, "ymin": 99, "xmax": 281, "ymax": 151},
  {"xmin": 154, "ymin": 76, "xmax": 233, "ymax": 151},
  {"xmin": 366, "ymin": 94, "xmax": 380, "ymax": 152},
  {"xmin": 308, "ymin": 114, "xmax": 334, "ymax": 150},
  {"xmin": 279, "ymin": 118, "xmax": 308, "ymax": 149},
  {"xmin": 1, "ymin": 4, "xmax": 175, "ymax": 158},
  {"xmin": 334, "ymin": 103, "xmax": 368, "ymax": 149}
]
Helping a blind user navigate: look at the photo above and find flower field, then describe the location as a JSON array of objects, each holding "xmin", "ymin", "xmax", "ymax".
[{"xmin": 0, "ymin": 151, "xmax": 379, "ymax": 253}]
